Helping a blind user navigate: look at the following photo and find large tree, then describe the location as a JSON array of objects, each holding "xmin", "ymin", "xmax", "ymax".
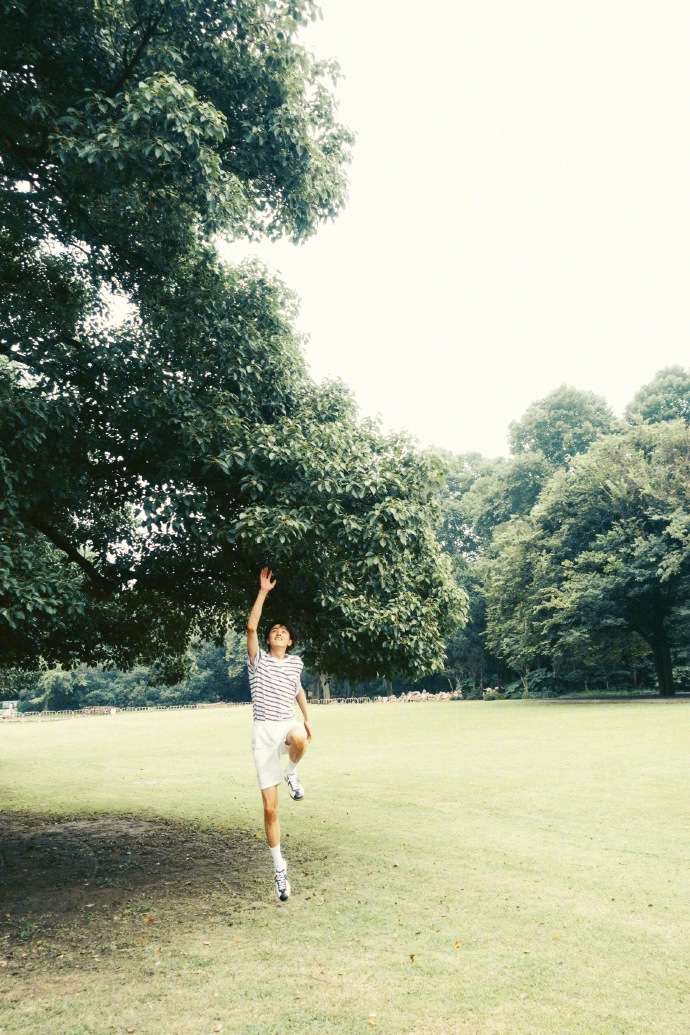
[
  {"xmin": 625, "ymin": 366, "xmax": 690, "ymax": 426},
  {"xmin": 485, "ymin": 422, "xmax": 690, "ymax": 696},
  {"xmin": 509, "ymin": 384, "xmax": 619, "ymax": 466},
  {"xmin": 1, "ymin": 1, "xmax": 466, "ymax": 680}
]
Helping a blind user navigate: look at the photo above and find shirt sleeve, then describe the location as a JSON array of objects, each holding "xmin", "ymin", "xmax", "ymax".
[
  {"xmin": 294, "ymin": 657, "xmax": 304, "ymax": 694},
  {"xmin": 247, "ymin": 647, "xmax": 264, "ymax": 674}
]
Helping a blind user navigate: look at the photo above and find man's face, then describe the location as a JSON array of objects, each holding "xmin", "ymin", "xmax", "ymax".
[{"xmin": 268, "ymin": 624, "xmax": 293, "ymax": 650}]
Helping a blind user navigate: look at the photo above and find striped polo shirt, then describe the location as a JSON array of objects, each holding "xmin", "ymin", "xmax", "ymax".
[{"xmin": 247, "ymin": 649, "xmax": 304, "ymax": 721}]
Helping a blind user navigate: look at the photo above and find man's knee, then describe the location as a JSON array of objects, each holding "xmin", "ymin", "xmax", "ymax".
[
  {"xmin": 263, "ymin": 801, "xmax": 278, "ymax": 823},
  {"xmin": 287, "ymin": 729, "xmax": 307, "ymax": 752},
  {"xmin": 289, "ymin": 724, "xmax": 308, "ymax": 749}
]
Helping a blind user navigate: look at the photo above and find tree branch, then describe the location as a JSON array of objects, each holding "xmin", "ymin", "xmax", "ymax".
[
  {"xmin": 29, "ymin": 516, "xmax": 119, "ymax": 597},
  {"xmin": 108, "ymin": 12, "xmax": 164, "ymax": 98},
  {"xmin": 0, "ymin": 329, "xmax": 90, "ymax": 362}
]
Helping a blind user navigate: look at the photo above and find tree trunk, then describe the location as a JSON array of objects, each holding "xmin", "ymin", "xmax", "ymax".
[
  {"xmin": 521, "ymin": 670, "xmax": 529, "ymax": 697},
  {"xmin": 318, "ymin": 672, "xmax": 331, "ymax": 702},
  {"xmin": 650, "ymin": 634, "xmax": 675, "ymax": 697}
]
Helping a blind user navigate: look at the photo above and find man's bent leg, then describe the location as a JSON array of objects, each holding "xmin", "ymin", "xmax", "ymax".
[{"xmin": 285, "ymin": 726, "xmax": 308, "ymax": 765}]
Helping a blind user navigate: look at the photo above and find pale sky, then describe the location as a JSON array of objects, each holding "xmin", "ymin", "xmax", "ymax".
[{"xmin": 218, "ymin": 0, "xmax": 690, "ymax": 458}]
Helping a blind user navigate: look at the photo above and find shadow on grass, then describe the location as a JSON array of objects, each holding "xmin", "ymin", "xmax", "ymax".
[
  {"xmin": 0, "ymin": 812, "xmax": 268, "ymax": 941},
  {"xmin": 0, "ymin": 812, "xmax": 331, "ymax": 1005}
]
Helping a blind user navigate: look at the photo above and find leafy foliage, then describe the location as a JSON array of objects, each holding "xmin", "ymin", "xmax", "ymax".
[
  {"xmin": 625, "ymin": 366, "xmax": 690, "ymax": 426},
  {"xmin": 484, "ymin": 423, "xmax": 690, "ymax": 695},
  {"xmin": 452, "ymin": 452, "xmax": 553, "ymax": 551},
  {"xmin": 4, "ymin": 635, "xmax": 248, "ymax": 712},
  {"xmin": 1, "ymin": 1, "xmax": 465, "ymax": 681},
  {"xmin": 509, "ymin": 384, "xmax": 619, "ymax": 466},
  {"xmin": 437, "ymin": 380, "xmax": 690, "ymax": 696},
  {"xmin": 2, "ymin": 0, "xmax": 352, "ymax": 262}
]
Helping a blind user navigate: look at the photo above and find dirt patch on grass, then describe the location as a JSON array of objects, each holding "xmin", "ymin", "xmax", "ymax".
[
  {"xmin": 0, "ymin": 813, "xmax": 330, "ymax": 1028},
  {"xmin": 0, "ymin": 812, "xmax": 269, "ymax": 969},
  {"xmin": 0, "ymin": 813, "xmax": 264, "ymax": 900}
]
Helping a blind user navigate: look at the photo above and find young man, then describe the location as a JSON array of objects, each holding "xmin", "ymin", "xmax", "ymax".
[{"xmin": 246, "ymin": 566, "xmax": 313, "ymax": 902}]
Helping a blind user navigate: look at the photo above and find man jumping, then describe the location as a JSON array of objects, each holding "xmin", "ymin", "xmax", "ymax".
[{"xmin": 246, "ymin": 566, "xmax": 313, "ymax": 902}]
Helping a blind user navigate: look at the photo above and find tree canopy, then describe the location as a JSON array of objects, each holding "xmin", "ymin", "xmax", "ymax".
[
  {"xmin": 508, "ymin": 384, "xmax": 618, "ymax": 466},
  {"xmin": 436, "ymin": 379, "xmax": 690, "ymax": 697},
  {"xmin": 625, "ymin": 366, "xmax": 690, "ymax": 426},
  {"xmin": 1, "ymin": 1, "xmax": 466, "ymax": 682},
  {"xmin": 483, "ymin": 422, "xmax": 690, "ymax": 696}
]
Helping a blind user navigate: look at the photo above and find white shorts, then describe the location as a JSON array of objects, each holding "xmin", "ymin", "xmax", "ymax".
[{"xmin": 251, "ymin": 718, "xmax": 305, "ymax": 790}]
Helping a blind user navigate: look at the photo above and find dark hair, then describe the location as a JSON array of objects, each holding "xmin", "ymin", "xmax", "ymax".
[{"xmin": 265, "ymin": 622, "xmax": 298, "ymax": 651}]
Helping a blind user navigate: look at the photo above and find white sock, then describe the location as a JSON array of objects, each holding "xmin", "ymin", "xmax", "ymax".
[
  {"xmin": 285, "ymin": 759, "xmax": 298, "ymax": 776},
  {"xmin": 270, "ymin": 844, "xmax": 286, "ymax": 871}
]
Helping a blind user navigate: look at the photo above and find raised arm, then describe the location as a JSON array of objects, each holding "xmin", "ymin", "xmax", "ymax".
[{"xmin": 247, "ymin": 567, "xmax": 276, "ymax": 663}]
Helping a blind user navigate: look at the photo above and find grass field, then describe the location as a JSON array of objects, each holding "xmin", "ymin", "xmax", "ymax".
[{"xmin": 1, "ymin": 699, "xmax": 689, "ymax": 1035}]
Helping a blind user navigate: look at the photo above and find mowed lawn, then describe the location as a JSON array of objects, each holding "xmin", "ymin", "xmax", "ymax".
[{"xmin": 1, "ymin": 700, "xmax": 689, "ymax": 1035}]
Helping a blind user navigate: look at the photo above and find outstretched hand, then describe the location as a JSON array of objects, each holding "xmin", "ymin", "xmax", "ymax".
[{"xmin": 259, "ymin": 567, "xmax": 277, "ymax": 593}]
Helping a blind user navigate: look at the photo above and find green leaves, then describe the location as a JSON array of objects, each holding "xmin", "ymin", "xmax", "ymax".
[
  {"xmin": 0, "ymin": 1, "xmax": 460, "ymax": 680},
  {"xmin": 213, "ymin": 394, "xmax": 467, "ymax": 678},
  {"xmin": 2, "ymin": 0, "xmax": 353, "ymax": 289},
  {"xmin": 509, "ymin": 385, "xmax": 619, "ymax": 466},
  {"xmin": 625, "ymin": 366, "xmax": 690, "ymax": 426},
  {"xmin": 50, "ymin": 71, "xmax": 238, "ymax": 238},
  {"xmin": 483, "ymin": 423, "xmax": 690, "ymax": 693}
]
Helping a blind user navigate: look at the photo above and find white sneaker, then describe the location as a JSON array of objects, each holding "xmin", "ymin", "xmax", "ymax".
[
  {"xmin": 285, "ymin": 771, "xmax": 304, "ymax": 800},
  {"xmin": 274, "ymin": 866, "xmax": 290, "ymax": 902}
]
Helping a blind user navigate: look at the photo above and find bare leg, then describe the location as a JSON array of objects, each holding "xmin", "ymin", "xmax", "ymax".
[
  {"xmin": 286, "ymin": 727, "xmax": 307, "ymax": 765},
  {"xmin": 261, "ymin": 785, "xmax": 280, "ymax": 848}
]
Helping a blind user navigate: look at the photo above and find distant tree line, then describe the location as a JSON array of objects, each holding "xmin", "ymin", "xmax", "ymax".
[
  {"xmin": 0, "ymin": 631, "xmax": 434, "ymax": 713},
  {"xmin": 1, "ymin": 635, "xmax": 243, "ymax": 713}
]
